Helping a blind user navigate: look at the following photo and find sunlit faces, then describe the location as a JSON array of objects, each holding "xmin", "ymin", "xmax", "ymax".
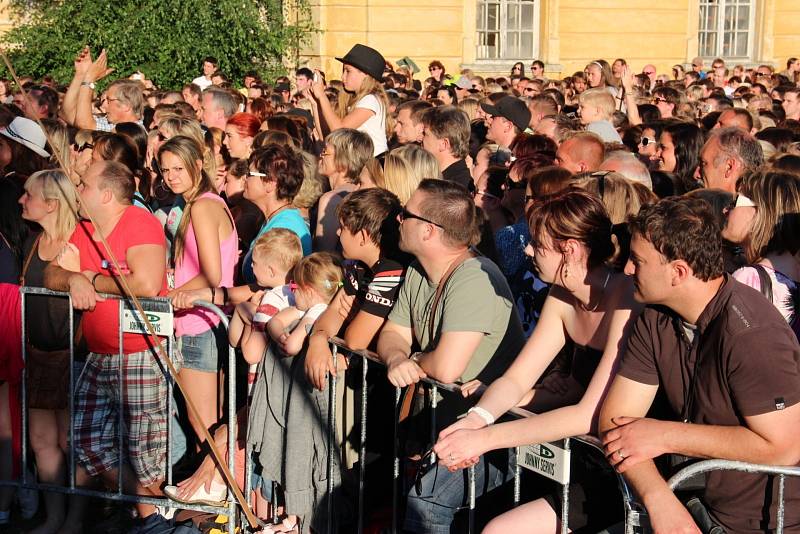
[
  {"xmin": 421, "ymin": 125, "xmax": 443, "ymax": 155},
  {"xmin": 202, "ymin": 61, "xmax": 216, "ymax": 77},
  {"xmin": 318, "ymin": 144, "xmax": 339, "ymax": 180},
  {"xmin": 341, "ymin": 64, "xmax": 367, "ymax": 93},
  {"xmin": 651, "ymin": 132, "xmax": 677, "ymax": 173},
  {"xmin": 70, "ymin": 140, "xmax": 94, "ymax": 178},
  {"xmin": 104, "ymin": 86, "xmax": 128, "ymax": 124},
  {"xmin": 160, "ymin": 151, "xmax": 201, "ymax": 196},
  {"xmin": 336, "ymin": 225, "xmax": 365, "ymax": 260},
  {"xmin": 695, "ymin": 138, "xmax": 726, "ymax": 189},
  {"xmin": 394, "ymin": 108, "xmax": 422, "ymax": 144},
  {"xmin": 638, "ymin": 127, "xmax": 657, "ymax": 157},
  {"xmin": 584, "ymin": 65, "xmax": 603, "ymax": 88},
  {"xmin": 19, "ymin": 182, "xmax": 54, "ymax": 222},
  {"xmin": 75, "ymin": 163, "xmax": 107, "ymax": 219},
  {"xmin": 223, "ymin": 126, "xmax": 252, "ymax": 159},
  {"xmin": 243, "ymin": 165, "xmax": 269, "ymax": 201},
  {"xmin": 624, "ymin": 232, "xmax": 676, "ymax": 304},
  {"xmin": 783, "ymin": 92, "xmax": 800, "ymax": 120},
  {"xmin": 577, "ymin": 102, "xmax": 601, "ymax": 125},
  {"xmin": 523, "ymin": 234, "xmax": 565, "ymax": 285},
  {"xmin": 721, "ymin": 194, "xmax": 756, "ymax": 244}
]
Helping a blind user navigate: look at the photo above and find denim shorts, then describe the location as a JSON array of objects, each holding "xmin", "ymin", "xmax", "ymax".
[{"xmin": 177, "ymin": 324, "xmax": 227, "ymax": 373}]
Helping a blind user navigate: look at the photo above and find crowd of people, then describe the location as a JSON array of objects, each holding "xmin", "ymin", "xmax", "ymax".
[{"xmin": 0, "ymin": 42, "xmax": 799, "ymax": 534}]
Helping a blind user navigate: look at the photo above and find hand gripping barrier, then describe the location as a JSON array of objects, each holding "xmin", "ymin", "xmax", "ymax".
[
  {"xmin": 668, "ymin": 460, "xmax": 800, "ymax": 533},
  {"xmin": 324, "ymin": 336, "xmax": 638, "ymax": 534},
  {"xmin": 10, "ymin": 287, "xmax": 245, "ymax": 534}
]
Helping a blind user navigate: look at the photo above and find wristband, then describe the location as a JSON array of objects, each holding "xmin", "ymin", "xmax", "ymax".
[
  {"xmin": 90, "ymin": 272, "xmax": 100, "ymax": 289},
  {"xmin": 409, "ymin": 352, "xmax": 423, "ymax": 363},
  {"xmin": 221, "ymin": 286, "xmax": 229, "ymax": 304},
  {"xmin": 467, "ymin": 406, "xmax": 495, "ymax": 426},
  {"xmin": 210, "ymin": 287, "xmax": 216, "ymax": 304}
]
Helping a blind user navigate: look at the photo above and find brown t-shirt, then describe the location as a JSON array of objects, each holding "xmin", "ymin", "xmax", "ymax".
[{"xmin": 619, "ymin": 275, "xmax": 800, "ymax": 533}]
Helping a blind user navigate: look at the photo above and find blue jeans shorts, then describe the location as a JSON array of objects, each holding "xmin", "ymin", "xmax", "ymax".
[{"xmin": 178, "ymin": 324, "xmax": 227, "ymax": 373}]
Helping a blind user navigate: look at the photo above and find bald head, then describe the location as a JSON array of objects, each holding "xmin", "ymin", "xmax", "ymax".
[{"xmin": 556, "ymin": 132, "xmax": 605, "ymax": 174}]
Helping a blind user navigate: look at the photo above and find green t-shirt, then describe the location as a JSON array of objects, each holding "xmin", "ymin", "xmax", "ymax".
[{"xmin": 388, "ymin": 256, "xmax": 525, "ymax": 385}]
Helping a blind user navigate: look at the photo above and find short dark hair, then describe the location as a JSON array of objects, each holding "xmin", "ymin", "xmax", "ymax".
[
  {"xmin": 395, "ymin": 99, "xmax": 433, "ymax": 124},
  {"xmin": 420, "ymin": 106, "xmax": 470, "ymax": 159},
  {"xmin": 202, "ymin": 56, "xmax": 218, "ymax": 68},
  {"xmin": 416, "ymin": 178, "xmax": 481, "ymax": 247},
  {"xmin": 97, "ymin": 160, "xmax": 135, "ymax": 204},
  {"xmin": 27, "ymin": 85, "xmax": 59, "ymax": 119},
  {"xmin": 531, "ymin": 60, "xmax": 545, "ymax": 70},
  {"xmin": 296, "ymin": 67, "xmax": 313, "ymax": 79},
  {"xmin": 337, "ymin": 188, "xmax": 401, "ymax": 253},
  {"xmin": 628, "ymin": 196, "xmax": 724, "ymax": 281},
  {"xmin": 248, "ymin": 144, "xmax": 305, "ymax": 202}
]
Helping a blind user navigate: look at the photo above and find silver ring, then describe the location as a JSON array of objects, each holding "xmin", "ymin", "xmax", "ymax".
[{"xmin": 618, "ymin": 450, "xmax": 626, "ymax": 460}]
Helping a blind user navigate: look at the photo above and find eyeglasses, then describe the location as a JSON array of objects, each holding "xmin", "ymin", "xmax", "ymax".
[
  {"xmin": 399, "ymin": 207, "xmax": 443, "ymax": 228},
  {"xmin": 72, "ymin": 142, "xmax": 94, "ymax": 152},
  {"xmin": 639, "ymin": 136, "xmax": 656, "ymax": 147},
  {"xmin": 653, "ymin": 97, "xmax": 669, "ymax": 105},
  {"xmin": 428, "ymin": 67, "xmax": 440, "ymax": 72}
]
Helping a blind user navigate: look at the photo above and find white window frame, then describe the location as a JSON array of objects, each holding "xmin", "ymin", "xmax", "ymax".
[
  {"xmin": 475, "ymin": 0, "xmax": 540, "ymax": 62},
  {"xmin": 698, "ymin": 0, "xmax": 756, "ymax": 61}
]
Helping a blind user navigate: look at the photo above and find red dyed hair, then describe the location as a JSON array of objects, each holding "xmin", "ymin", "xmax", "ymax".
[{"xmin": 227, "ymin": 112, "xmax": 261, "ymax": 138}]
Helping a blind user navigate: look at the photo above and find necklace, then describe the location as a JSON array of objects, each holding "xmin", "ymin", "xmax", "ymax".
[
  {"xmin": 582, "ymin": 269, "xmax": 612, "ymax": 312},
  {"xmin": 266, "ymin": 203, "xmax": 290, "ymax": 220}
]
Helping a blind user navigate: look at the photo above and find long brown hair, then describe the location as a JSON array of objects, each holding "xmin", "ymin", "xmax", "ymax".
[
  {"xmin": 158, "ymin": 135, "xmax": 215, "ymax": 264},
  {"xmin": 527, "ymin": 187, "xmax": 615, "ymax": 269}
]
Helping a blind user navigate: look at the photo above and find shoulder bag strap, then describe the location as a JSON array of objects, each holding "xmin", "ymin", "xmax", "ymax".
[
  {"xmin": 752, "ymin": 264, "xmax": 774, "ymax": 302},
  {"xmin": 19, "ymin": 234, "xmax": 42, "ymax": 286}
]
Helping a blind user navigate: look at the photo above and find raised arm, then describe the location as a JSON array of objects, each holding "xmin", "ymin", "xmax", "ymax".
[{"xmin": 308, "ymin": 76, "xmax": 373, "ymax": 134}]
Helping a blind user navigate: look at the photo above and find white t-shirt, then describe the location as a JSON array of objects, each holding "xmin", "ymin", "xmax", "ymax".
[
  {"xmin": 354, "ymin": 94, "xmax": 388, "ymax": 156},
  {"xmin": 191, "ymin": 75, "xmax": 213, "ymax": 91}
]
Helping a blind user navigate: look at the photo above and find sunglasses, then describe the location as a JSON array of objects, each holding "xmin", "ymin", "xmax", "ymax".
[
  {"xmin": 246, "ymin": 170, "xmax": 269, "ymax": 179},
  {"xmin": 639, "ymin": 136, "xmax": 656, "ymax": 147},
  {"xmin": 502, "ymin": 177, "xmax": 527, "ymax": 191},
  {"xmin": 157, "ymin": 132, "xmax": 168, "ymax": 142},
  {"xmin": 399, "ymin": 207, "xmax": 443, "ymax": 228},
  {"xmin": 473, "ymin": 189, "xmax": 500, "ymax": 201},
  {"xmin": 413, "ymin": 447, "xmax": 438, "ymax": 496},
  {"xmin": 653, "ymin": 97, "xmax": 669, "ymax": 105},
  {"xmin": 72, "ymin": 142, "xmax": 94, "ymax": 152}
]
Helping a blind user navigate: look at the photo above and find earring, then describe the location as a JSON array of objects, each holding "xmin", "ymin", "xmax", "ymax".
[{"xmin": 563, "ymin": 264, "xmax": 569, "ymax": 280}]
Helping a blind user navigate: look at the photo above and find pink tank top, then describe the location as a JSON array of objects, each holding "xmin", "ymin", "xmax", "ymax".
[{"xmin": 174, "ymin": 192, "xmax": 238, "ymax": 337}]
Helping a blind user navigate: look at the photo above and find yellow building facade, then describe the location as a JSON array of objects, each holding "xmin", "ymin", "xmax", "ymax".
[{"xmin": 301, "ymin": 0, "xmax": 800, "ymax": 81}]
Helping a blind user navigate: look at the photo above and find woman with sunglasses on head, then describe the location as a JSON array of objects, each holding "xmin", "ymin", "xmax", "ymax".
[
  {"xmin": 68, "ymin": 129, "xmax": 95, "ymax": 185},
  {"xmin": 160, "ymin": 135, "xmax": 238, "ymax": 447},
  {"xmin": 434, "ymin": 188, "xmax": 642, "ymax": 534},
  {"xmin": 724, "ymin": 170, "xmax": 800, "ymax": 336},
  {"xmin": 510, "ymin": 61, "xmax": 525, "ymax": 79},
  {"xmin": 305, "ymin": 44, "xmax": 390, "ymax": 157}
]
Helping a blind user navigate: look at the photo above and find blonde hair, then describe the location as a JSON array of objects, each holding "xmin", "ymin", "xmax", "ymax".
[
  {"xmin": 457, "ymin": 99, "xmax": 480, "ymax": 121},
  {"xmin": 578, "ymin": 88, "xmax": 616, "ymax": 121},
  {"xmin": 292, "ymin": 252, "xmax": 343, "ymax": 302},
  {"xmin": 382, "ymin": 144, "xmax": 441, "ymax": 204},
  {"xmin": 293, "ymin": 151, "xmax": 327, "ymax": 209},
  {"xmin": 572, "ymin": 172, "xmax": 653, "ymax": 225},
  {"xmin": 158, "ymin": 136, "xmax": 215, "ymax": 263},
  {"xmin": 40, "ymin": 120, "xmax": 71, "ymax": 175},
  {"xmin": 24, "ymin": 170, "xmax": 79, "ymax": 242},
  {"xmin": 252, "ymin": 228, "xmax": 303, "ymax": 272},
  {"xmin": 325, "ymin": 129, "xmax": 374, "ymax": 184}
]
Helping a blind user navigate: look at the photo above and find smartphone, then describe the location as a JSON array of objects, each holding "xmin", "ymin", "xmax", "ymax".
[{"xmin": 313, "ymin": 72, "xmax": 320, "ymax": 83}]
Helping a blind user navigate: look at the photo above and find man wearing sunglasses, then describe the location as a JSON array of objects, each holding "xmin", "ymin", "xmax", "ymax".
[{"xmin": 378, "ymin": 179, "xmax": 525, "ymax": 534}]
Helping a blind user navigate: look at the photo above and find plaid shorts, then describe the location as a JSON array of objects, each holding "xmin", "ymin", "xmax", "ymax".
[{"xmin": 74, "ymin": 342, "xmax": 173, "ymax": 487}]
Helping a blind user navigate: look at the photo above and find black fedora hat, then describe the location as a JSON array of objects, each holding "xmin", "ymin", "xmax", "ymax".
[{"xmin": 335, "ymin": 44, "xmax": 386, "ymax": 82}]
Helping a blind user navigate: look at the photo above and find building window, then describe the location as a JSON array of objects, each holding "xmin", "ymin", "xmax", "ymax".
[
  {"xmin": 698, "ymin": 0, "xmax": 755, "ymax": 59},
  {"xmin": 476, "ymin": 0, "xmax": 537, "ymax": 60}
]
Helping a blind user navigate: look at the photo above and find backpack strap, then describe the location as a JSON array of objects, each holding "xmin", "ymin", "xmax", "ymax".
[{"xmin": 752, "ymin": 264, "xmax": 773, "ymax": 302}]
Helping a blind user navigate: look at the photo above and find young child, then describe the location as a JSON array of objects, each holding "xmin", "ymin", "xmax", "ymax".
[
  {"xmin": 248, "ymin": 252, "xmax": 343, "ymax": 532},
  {"xmin": 227, "ymin": 228, "xmax": 303, "ymax": 393}
]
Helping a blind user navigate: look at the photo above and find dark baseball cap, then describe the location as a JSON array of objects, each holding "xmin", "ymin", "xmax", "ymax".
[{"xmin": 480, "ymin": 96, "xmax": 531, "ymax": 132}]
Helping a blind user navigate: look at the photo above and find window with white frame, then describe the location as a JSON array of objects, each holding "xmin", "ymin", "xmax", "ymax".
[
  {"xmin": 698, "ymin": 0, "xmax": 755, "ymax": 59},
  {"xmin": 476, "ymin": 0, "xmax": 538, "ymax": 60}
]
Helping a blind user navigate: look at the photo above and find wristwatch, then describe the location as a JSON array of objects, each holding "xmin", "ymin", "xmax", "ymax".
[{"xmin": 80, "ymin": 81, "xmax": 96, "ymax": 89}]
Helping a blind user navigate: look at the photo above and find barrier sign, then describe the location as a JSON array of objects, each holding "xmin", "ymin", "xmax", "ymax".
[
  {"xmin": 519, "ymin": 440, "xmax": 571, "ymax": 484},
  {"xmin": 122, "ymin": 300, "xmax": 173, "ymax": 336}
]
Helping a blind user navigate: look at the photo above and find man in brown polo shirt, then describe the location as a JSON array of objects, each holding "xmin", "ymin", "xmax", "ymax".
[{"xmin": 599, "ymin": 197, "xmax": 800, "ymax": 533}]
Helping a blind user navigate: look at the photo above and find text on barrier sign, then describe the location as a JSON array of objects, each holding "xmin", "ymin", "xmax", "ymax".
[
  {"xmin": 122, "ymin": 300, "xmax": 173, "ymax": 336},
  {"xmin": 518, "ymin": 440, "xmax": 571, "ymax": 484}
]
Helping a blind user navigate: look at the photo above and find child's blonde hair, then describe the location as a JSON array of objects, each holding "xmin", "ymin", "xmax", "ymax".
[
  {"xmin": 293, "ymin": 252, "xmax": 343, "ymax": 302},
  {"xmin": 252, "ymin": 228, "xmax": 303, "ymax": 272}
]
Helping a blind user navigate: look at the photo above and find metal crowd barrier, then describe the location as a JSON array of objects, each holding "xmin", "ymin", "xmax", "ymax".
[
  {"xmin": 326, "ymin": 336, "xmax": 639, "ymax": 534},
  {"xmin": 7, "ymin": 287, "xmax": 244, "ymax": 534},
  {"xmin": 668, "ymin": 460, "xmax": 800, "ymax": 533}
]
